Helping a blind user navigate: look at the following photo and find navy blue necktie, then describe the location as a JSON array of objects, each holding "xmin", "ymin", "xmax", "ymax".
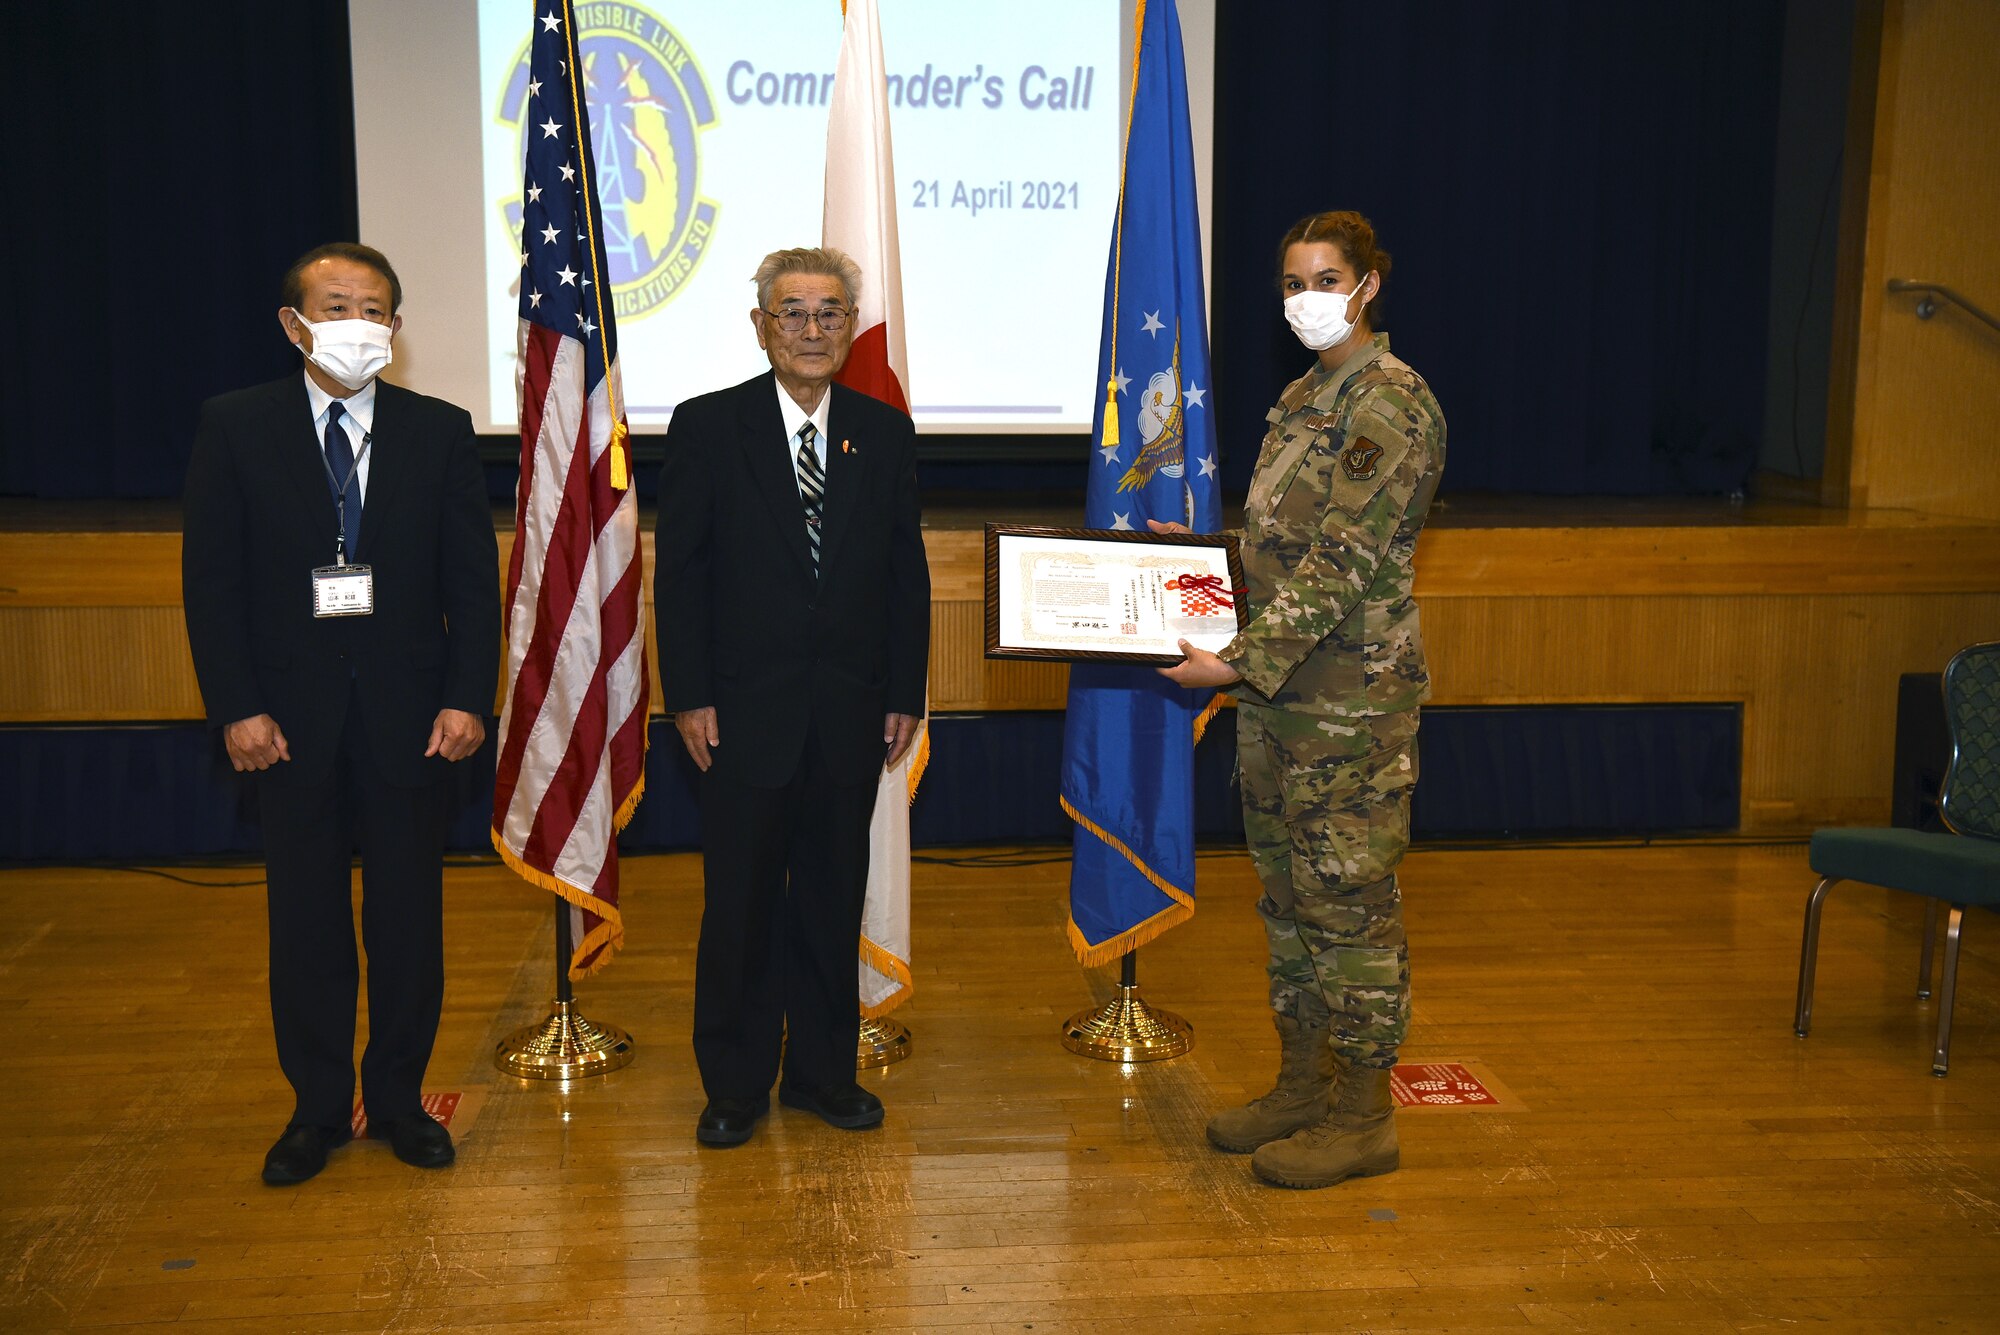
[{"xmin": 324, "ymin": 401, "xmax": 361, "ymax": 555}]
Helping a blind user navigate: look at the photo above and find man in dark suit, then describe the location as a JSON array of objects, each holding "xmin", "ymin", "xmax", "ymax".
[
  {"xmin": 182, "ymin": 243, "xmax": 500, "ymax": 1184},
  {"xmin": 654, "ymin": 246, "xmax": 930, "ymax": 1146}
]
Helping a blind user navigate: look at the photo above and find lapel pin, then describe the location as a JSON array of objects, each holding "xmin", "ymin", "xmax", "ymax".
[{"xmin": 842, "ymin": 439, "xmax": 853, "ymax": 455}]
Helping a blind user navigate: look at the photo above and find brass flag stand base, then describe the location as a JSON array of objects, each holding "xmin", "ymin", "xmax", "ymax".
[
  {"xmin": 857, "ymin": 1014, "xmax": 911, "ymax": 1069},
  {"xmin": 495, "ymin": 900, "xmax": 635, "ymax": 1081},
  {"xmin": 1061, "ymin": 949, "xmax": 1192, "ymax": 1062},
  {"xmin": 496, "ymin": 999, "xmax": 635, "ymax": 1080}
]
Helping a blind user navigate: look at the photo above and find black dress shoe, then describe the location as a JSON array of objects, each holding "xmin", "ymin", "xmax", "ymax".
[
  {"xmin": 696, "ymin": 1095, "xmax": 770, "ymax": 1147},
  {"xmin": 261, "ymin": 1124, "xmax": 352, "ymax": 1186},
  {"xmin": 778, "ymin": 1080, "xmax": 884, "ymax": 1130},
  {"xmin": 376, "ymin": 1114, "xmax": 456, "ymax": 1168}
]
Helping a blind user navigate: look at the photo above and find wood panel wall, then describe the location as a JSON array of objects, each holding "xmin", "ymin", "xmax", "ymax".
[
  {"xmin": 6, "ymin": 516, "xmax": 1998, "ymax": 832},
  {"xmin": 1841, "ymin": 0, "xmax": 2000, "ymax": 519}
]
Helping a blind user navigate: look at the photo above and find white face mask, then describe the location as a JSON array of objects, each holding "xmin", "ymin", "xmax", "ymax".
[
  {"xmin": 1283, "ymin": 276, "xmax": 1374, "ymax": 352},
  {"xmin": 290, "ymin": 310, "xmax": 394, "ymax": 391}
]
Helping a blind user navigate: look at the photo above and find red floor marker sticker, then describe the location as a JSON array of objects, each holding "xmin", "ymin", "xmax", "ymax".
[
  {"xmin": 1390, "ymin": 1062, "xmax": 1517, "ymax": 1110},
  {"xmin": 351, "ymin": 1090, "xmax": 467, "ymax": 1138}
]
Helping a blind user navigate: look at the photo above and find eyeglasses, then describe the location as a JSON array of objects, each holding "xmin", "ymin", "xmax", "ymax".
[{"xmin": 761, "ymin": 306, "xmax": 851, "ymax": 334}]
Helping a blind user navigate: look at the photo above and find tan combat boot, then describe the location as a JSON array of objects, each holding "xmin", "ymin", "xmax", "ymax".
[
  {"xmin": 1205, "ymin": 1015, "xmax": 1335, "ymax": 1153},
  {"xmin": 1250, "ymin": 1060, "xmax": 1398, "ymax": 1188}
]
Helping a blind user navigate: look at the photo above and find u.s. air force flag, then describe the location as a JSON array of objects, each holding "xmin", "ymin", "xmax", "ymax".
[{"xmin": 1059, "ymin": 0, "xmax": 1221, "ymax": 966}]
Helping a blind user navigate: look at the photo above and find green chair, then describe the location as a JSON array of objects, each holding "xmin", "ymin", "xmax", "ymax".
[{"xmin": 1794, "ymin": 640, "xmax": 2000, "ymax": 1076}]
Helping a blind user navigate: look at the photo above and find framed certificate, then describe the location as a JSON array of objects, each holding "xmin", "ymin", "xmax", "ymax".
[{"xmin": 984, "ymin": 524, "xmax": 1248, "ymax": 664}]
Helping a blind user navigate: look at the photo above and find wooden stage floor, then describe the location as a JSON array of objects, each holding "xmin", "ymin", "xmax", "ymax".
[{"xmin": 3, "ymin": 842, "xmax": 1997, "ymax": 1332}]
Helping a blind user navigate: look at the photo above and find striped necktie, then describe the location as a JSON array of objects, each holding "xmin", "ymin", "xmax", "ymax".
[{"xmin": 796, "ymin": 421, "xmax": 824, "ymax": 575}]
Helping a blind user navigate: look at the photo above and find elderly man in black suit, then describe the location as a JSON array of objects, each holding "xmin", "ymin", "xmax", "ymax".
[
  {"xmin": 655, "ymin": 246, "xmax": 930, "ymax": 1146},
  {"xmin": 182, "ymin": 243, "xmax": 500, "ymax": 1185}
]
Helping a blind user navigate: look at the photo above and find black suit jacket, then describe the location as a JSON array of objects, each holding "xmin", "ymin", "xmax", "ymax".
[
  {"xmin": 181, "ymin": 374, "xmax": 501, "ymax": 788},
  {"xmin": 654, "ymin": 372, "xmax": 930, "ymax": 787}
]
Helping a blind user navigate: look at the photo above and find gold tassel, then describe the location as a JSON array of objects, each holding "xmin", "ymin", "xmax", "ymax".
[
  {"xmin": 609, "ymin": 421, "xmax": 629, "ymax": 490},
  {"xmin": 1102, "ymin": 378, "xmax": 1121, "ymax": 449}
]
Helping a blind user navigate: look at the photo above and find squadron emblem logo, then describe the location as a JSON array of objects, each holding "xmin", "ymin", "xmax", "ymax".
[
  {"xmin": 1340, "ymin": 440, "xmax": 1384, "ymax": 482},
  {"xmin": 498, "ymin": 2, "xmax": 719, "ymax": 320}
]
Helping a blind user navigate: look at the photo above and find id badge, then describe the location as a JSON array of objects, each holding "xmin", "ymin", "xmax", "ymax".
[{"xmin": 312, "ymin": 564, "xmax": 375, "ymax": 617}]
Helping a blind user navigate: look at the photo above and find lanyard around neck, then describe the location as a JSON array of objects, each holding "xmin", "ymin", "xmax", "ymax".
[{"xmin": 317, "ymin": 423, "xmax": 373, "ymax": 564}]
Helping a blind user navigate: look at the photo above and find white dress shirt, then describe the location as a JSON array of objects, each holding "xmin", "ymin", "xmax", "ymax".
[
  {"xmin": 774, "ymin": 379, "xmax": 832, "ymax": 492},
  {"xmin": 304, "ymin": 370, "xmax": 377, "ymax": 501}
]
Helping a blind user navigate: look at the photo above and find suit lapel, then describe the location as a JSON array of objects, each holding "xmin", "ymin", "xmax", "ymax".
[
  {"xmin": 274, "ymin": 377, "xmax": 341, "ymax": 557},
  {"xmin": 739, "ymin": 375, "xmax": 816, "ymax": 583},
  {"xmin": 817, "ymin": 386, "xmax": 863, "ymax": 574}
]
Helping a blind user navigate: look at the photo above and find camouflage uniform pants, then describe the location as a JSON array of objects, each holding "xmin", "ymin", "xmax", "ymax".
[{"xmin": 1237, "ymin": 702, "xmax": 1417, "ymax": 1070}]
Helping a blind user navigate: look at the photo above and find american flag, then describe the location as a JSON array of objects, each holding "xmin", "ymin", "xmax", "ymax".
[{"xmin": 491, "ymin": 0, "xmax": 648, "ymax": 979}]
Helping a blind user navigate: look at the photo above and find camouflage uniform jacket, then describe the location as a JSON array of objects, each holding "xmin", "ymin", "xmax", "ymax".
[{"xmin": 1220, "ymin": 333, "xmax": 1446, "ymax": 725}]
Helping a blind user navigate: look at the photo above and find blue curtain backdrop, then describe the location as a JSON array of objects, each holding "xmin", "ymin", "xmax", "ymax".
[
  {"xmin": 8, "ymin": 1, "xmax": 1787, "ymax": 500},
  {"xmin": 1211, "ymin": 0, "xmax": 1787, "ymax": 498},
  {"xmin": 5, "ymin": 5, "xmax": 357, "ymax": 499}
]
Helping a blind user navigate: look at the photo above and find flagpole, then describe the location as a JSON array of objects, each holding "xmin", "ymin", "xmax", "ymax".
[
  {"xmin": 494, "ymin": 898, "xmax": 636, "ymax": 1079},
  {"xmin": 554, "ymin": 896, "xmax": 574, "ymax": 1007},
  {"xmin": 1061, "ymin": 945, "xmax": 1192, "ymax": 1062}
]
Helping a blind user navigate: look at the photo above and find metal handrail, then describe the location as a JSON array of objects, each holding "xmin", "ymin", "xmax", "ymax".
[{"xmin": 1887, "ymin": 279, "xmax": 2000, "ymax": 338}]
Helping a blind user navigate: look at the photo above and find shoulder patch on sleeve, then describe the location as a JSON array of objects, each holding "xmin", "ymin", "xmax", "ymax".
[
  {"xmin": 1323, "ymin": 430, "xmax": 1413, "ymax": 517},
  {"xmin": 1340, "ymin": 437, "xmax": 1388, "ymax": 482}
]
